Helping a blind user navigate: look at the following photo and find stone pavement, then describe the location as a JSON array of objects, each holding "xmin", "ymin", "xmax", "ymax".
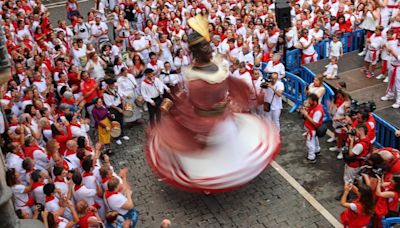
[{"xmin": 106, "ymin": 106, "xmax": 340, "ymax": 228}]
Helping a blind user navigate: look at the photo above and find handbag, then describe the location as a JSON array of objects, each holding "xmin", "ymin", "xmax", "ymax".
[
  {"xmin": 314, "ymin": 122, "xmax": 328, "ymax": 138},
  {"xmin": 264, "ymin": 87, "xmax": 276, "ymax": 112}
]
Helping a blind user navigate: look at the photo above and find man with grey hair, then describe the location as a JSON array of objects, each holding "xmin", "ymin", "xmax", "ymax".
[
  {"xmin": 264, "ymin": 53, "xmax": 286, "ymax": 79},
  {"xmin": 211, "ymin": 35, "xmax": 229, "ymax": 55},
  {"xmin": 64, "ymin": 140, "xmax": 81, "ymax": 169}
]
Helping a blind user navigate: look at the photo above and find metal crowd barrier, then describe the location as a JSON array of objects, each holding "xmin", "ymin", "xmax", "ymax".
[
  {"xmin": 282, "ymin": 72, "xmax": 308, "ymax": 112},
  {"xmin": 284, "ymin": 30, "xmax": 365, "ymax": 71},
  {"xmin": 373, "ymin": 113, "xmax": 400, "ymax": 149}
]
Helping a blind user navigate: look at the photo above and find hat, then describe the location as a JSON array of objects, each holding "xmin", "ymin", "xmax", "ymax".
[
  {"xmin": 144, "ymin": 68, "xmax": 154, "ymax": 74},
  {"xmin": 105, "ymin": 78, "xmax": 116, "ymax": 85},
  {"xmin": 187, "ymin": 14, "xmax": 211, "ymax": 46}
]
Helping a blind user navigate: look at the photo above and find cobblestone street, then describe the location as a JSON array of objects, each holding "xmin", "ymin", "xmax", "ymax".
[{"xmin": 107, "ymin": 106, "xmax": 338, "ymax": 228}]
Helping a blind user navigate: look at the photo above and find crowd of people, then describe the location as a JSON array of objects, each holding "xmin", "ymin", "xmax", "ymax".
[{"xmin": 1, "ymin": 0, "xmax": 400, "ymax": 226}]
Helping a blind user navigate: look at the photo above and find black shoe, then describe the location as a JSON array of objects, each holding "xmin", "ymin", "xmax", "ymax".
[{"xmin": 303, "ymin": 158, "xmax": 317, "ymax": 164}]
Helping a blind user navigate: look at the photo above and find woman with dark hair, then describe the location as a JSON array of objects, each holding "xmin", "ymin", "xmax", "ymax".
[
  {"xmin": 6, "ymin": 168, "xmax": 34, "ymax": 217},
  {"xmin": 340, "ymin": 182, "xmax": 374, "ymax": 227},
  {"xmin": 41, "ymin": 199, "xmax": 79, "ymax": 228},
  {"xmin": 373, "ymin": 174, "xmax": 400, "ymax": 226},
  {"xmin": 51, "ymin": 121, "xmax": 72, "ymax": 154},
  {"xmin": 113, "ymin": 56, "xmax": 127, "ymax": 76},
  {"xmin": 92, "ymin": 98, "xmax": 113, "ymax": 154}
]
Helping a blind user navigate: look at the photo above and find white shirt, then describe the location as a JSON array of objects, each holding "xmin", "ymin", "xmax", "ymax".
[
  {"xmin": 73, "ymin": 185, "xmax": 96, "ymax": 206},
  {"xmin": 11, "ymin": 184, "xmax": 29, "ymax": 209},
  {"xmin": 91, "ymin": 22, "xmax": 108, "ymax": 39},
  {"xmin": 324, "ymin": 63, "xmax": 338, "ymax": 77},
  {"xmin": 264, "ymin": 81, "xmax": 284, "ymax": 110},
  {"xmin": 146, "ymin": 60, "xmax": 164, "ymax": 74},
  {"xmin": 54, "ymin": 178, "xmax": 69, "ymax": 196},
  {"xmin": 131, "ymin": 37, "xmax": 150, "ymax": 60},
  {"xmin": 103, "ymin": 89, "xmax": 122, "ymax": 107},
  {"xmin": 32, "ymin": 147, "xmax": 49, "ymax": 171},
  {"xmin": 265, "ymin": 61, "xmax": 286, "ymax": 79},
  {"xmin": 6, "ymin": 153, "xmax": 24, "ymax": 174},
  {"xmin": 299, "ymin": 37, "xmax": 316, "ymax": 55},
  {"xmin": 160, "ymin": 71, "xmax": 180, "ymax": 86},
  {"xmin": 105, "ymin": 193, "xmax": 128, "ymax": 215},
  {"xmin": 140, "ymin": 78, "xmax": 169, "ymax": 103},
  {"xmin": 117, "ymin": 74, "xmax": 137, "ymax": 98},
  {"xmin": 329, "ymin": 41, "xmax": 343, "ymax": 57}
]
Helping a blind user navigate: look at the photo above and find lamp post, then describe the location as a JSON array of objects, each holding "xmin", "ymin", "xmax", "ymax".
[{"xmin": 0, "ymin": 24, "xmax": 44, "ymax": 228}]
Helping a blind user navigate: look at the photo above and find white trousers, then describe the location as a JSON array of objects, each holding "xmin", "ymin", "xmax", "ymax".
[
  {"xmin": 265, "ymin": 109, "xmax": 281, "ymax": 130},
  {"xmin": 344, "ymin": 164, "xmax": 361, "ymax": 183},
  {"xmin": 306, "ymin": 130, "xmax": 320, "ymax": 160},
  {"xmin": 386, "ymin": 65, "xmax": 400, "ymax": 103}
]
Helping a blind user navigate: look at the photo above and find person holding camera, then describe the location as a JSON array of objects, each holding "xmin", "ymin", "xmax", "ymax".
[
  {"xmin": 340, "ymin": 181, "xmax": 374, "ymax": 227},
  {"xmin": 300, "ymin": 93, "xmax": 325, "ymax": 164},
  {"xmin": 263, "ymin": 72, "xmax": 284, "ymax": 130},
  {"xmin": 372, "ymin": 174, "xmax": 400, "ymax": 226},
  {"xmin": 343, "ymin": 124, "xmax": 371, "ymax": 184}
]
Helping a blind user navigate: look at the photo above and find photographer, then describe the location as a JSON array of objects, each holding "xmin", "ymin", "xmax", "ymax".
[
  {"xmin": 343, "ymin": 124, "xmax": 371, "ymax": 184},
  {"xmin": 263, "ymin": 72, "xmax": 284, "ymax": 130},
  {"xmin": 349, "ymin": 105, "xmax": 376, "ymax": 145},
  {"xmin": 369, "ymin": 148, "xmax": 400, "ymax": 175},
  {"xmin": 373, "ymin": 175, "xmax": 400, "ymax": 226},
  {"xmin": 340, "ymin": 182, "xmax": 374, "ymax": 227},
  {"xmin": 300, "ymin": 93, "xmax": 324, "ymax": 164}
]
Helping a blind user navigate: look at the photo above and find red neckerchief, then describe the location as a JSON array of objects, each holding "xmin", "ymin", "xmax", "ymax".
[
  {"xmin": 150, "ymin": 60, "xmax": 157, "ymax": 66},
  {"xmin": 335, "ymin": 97, "xmax": 344, "ymax": 107},
  {"xmin": 15, "ymin": 151, "xmax": 25, "ymax": 159},
  {"xmin": 32, "ymin": 182, "xmax": 44, "ymax": 190},
  {"xmin": 9, "ymin": 122, "xmax": 18, "ymax": 127},
  {"xmin": 85, "ymin": 146, "xmax": 93, "ymax": 152},
  {"xmin": 32, "ymin": 79, "xmax": 43, "ymax": 82},
  {"xmin": 144, "ymin": 78, "xmax": 153, "ymax": 85},
  {"xmin": 375, "ymin": 34, "xmax": 381, "ymax": 37},
  {"xmin": 22, "ymin": 96, "xmax": 31, "ymax": 101},
  {"xmin": 273, "ymin": 61, "xmax": 281, "ymax": 66},
  {"xmin": 74, "ymin": 184, "xmax": 83, "ymax": 191},
  {"xmin": 229, "ymin": 46, "xmax": 235, "ymax": 51},
  {"xmin": 54, "ymin": 177, "xmax": 65, "ymax": 183},
  {"xmin": 82, "ymin": 172, "xmax": 93, "ymax": 177},
  {"xmin": 65, "ymin": 150, "xmax": 75, "ymax": 157},
  {"xmin": 63, "ymin": 160, "xmax": 70, "ymax": 171},
  {"xmin": 104, "ymin": 190, "xmax": 119, "ymax": 199},
  {"xmin": 387, "ymin": 38, "xmax": 396, "ymax": 41},
  {"xmin": 45, "ymin": 195, "xmax": 55, "ymax": 202},
  {"xmin": 70, "ymin": 123, "xmax": 81, "ymax": 128},
  {"xmin": 101, "ymin": 176, "xmax": 111, "ymax": 184}
]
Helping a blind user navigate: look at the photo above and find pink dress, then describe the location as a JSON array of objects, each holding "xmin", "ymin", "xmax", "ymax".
[{"xmin": 145, "ymin": 60, "xmax": 281, "ymax": 193}]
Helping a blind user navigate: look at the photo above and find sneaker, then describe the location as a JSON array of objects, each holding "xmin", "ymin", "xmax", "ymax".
[
  {"xmin": 116, "ymin": 139, "xmax": 122, "ymax": 145},
  {"xmin": 383, "ymin": 77, "xmax": 389, "ymax": 83},
  {"xmin": 122, "ymin": 136, "xmax": 130, "ymax": 141},
  {"xmin": 327, "ymin": 137, "xmax": 336, "ymax": 143},
  {"xmin": 358, "ymin": 50, "xmax": 366, "ymax": 56},
  {"xmin": 376, "ymin": 74, "xmax": 385, "ymax": 80},
  {"xmin": 303, "ymin": 158, "xmax": 317, "ymax": 164},
  {"xmin": 392, "ymin": 103, "xmax": 400, "ymax": 109},
  {"xmin": 381, "ymin": 95, "xmax": 394, "ymax": 101},
  {"xmin": 329, "ymin": 146, "xmax": 339, "ymax": 152},
  {"xmin": 337, "ymin": 151, "xmax": 343, "ymax": 159}
]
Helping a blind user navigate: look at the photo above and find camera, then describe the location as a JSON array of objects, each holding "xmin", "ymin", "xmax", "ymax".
[
  {"xmin": 347, "ymin": 128, "xmax": 356, "ymax": 136},
  {"xmin": 358, "ymin": 166, "xmax": 385, "ymax": 178},
  {"xmin": 345, "ymin": 100, "xmax": 376, "ymax": 116},
  {"xmin": 260, "ymin": 73, "xmax": 273, "ymax": 88}
]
